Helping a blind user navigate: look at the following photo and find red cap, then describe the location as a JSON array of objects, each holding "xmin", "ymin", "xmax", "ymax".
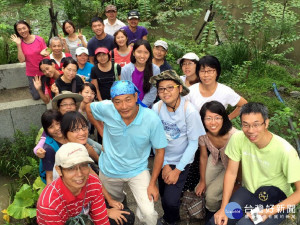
[{"xmin": 95, "ymin": 47, "xmax": 109, "ymax": 55}]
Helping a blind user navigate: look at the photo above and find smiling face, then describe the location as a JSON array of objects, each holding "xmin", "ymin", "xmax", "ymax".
[
  {"xmin": 115, "ymin": 32, "xmax": 128, "ymax": 48},
  {"xmin": 199, "ymin": 66, "xmax": 217, "ymax": 86},
  {"xmin": 113, "ymin": 93, "xmax": 139, "ymax": 122},
  {"xmin": 16, "ymin": 23, "xmax": 30, "ymax": 39},
  {"xmin": 105, "ymin": 10, "xmax": 117, "ymax": 21},
  {"xmin": 181, "ymin": 59, "xmax": 197, "ymax": 77},
  {"xmin": 241, "ymin": 113, "xmax": 269, "ymax": 146},
  {"xmin": 64, "ymin": 22, "xmax": 75, "ymax": 35},
  {"xmin": 91, "ymin": 21, "xmax": 104, "ymax": 37},
  {"xmin": 62, "ymin": 63, "xmax": 77, "ymax": 82},
  {"xmin": 47, "ymin": 120, "xmax": 63, "ymax": 139},
  {"xmin": 50, "ymin": 39, "xmax": 63, "ymax": 56},
  {"xmin": 133, "ymin": 45, "xmax": 150, "ymax": 65},
  {"xmin": 128, "ymin": 18, "xmax": 139, "ymax": 29},
  {"xmin": 66, "ymin": 122, "xmax": 89, "ymax": 145},
  {"xmin": 80, "ymin": 86, "xmax": 95, "ymax": 104},
  {"xmin": 204, "ymin": 110, "xmax": 223, "ymax": 135},
  {"xmin": 40, "ymin": 63, "xmax": 56, "ymax": 78},
  {"xmin": 58, "ymin": 98, "xmax": 76, "ymax": 115},
  {"xmin": 157, "ymin": 80, "xmax": 182, "ymax": 106},
  {"xmin": 96, "ymin": 53, "xmax": 109, "ymax": 65},
  {"xmin": 76, "ymin": 53, "xmax": 88, "ymax": 66},
  {"xmin": 153, "ymin": 46, "xmax": 167, "ymax": 60}
]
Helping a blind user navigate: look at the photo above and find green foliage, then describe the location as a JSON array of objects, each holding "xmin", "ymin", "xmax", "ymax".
[{"xmin": 0, "ymin": 127, "xmax": 39, "ymax": 178}]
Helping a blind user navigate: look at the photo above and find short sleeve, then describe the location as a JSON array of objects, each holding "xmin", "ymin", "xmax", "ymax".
[
  {"xmin": 225, "ymin": 132, "xmax": 242, "ymax": 162},
  {"xmin": 142, "ymin": 27, "xmax": 148, "ymax": 36},
  {"xmin": 186, "ymin": 104, "xmax": 206, "ymax": 141},
  {"xmin": 42, "ymin": 145, "xmax": 56, "ymax": 171},
  {"xmin": 91, "ymin": 66, "xmax": 97, "ymax": 79},
  {"xmin": 199, "ymin": 135, "xmax": 206, "ymax": 146},
  {"xmin": 149, "ymin": 115, "xmax": 168, "ymax": 150},
  {"xmin": 282, "ymin": 146, "xmax": 300, "ymax": 184},
  {"xmin": 91, "ymin": 102, "xmax": 106, "ymax": 121}
]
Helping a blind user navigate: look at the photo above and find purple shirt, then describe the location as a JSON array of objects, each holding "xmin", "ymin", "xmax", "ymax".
[
  {"xmin": 121, "ymin": 26, "xmax": 148, "ymax": 44},
  {"xmin": 132, "ymin": 67, "xmax": 145, "ymax": 100}
]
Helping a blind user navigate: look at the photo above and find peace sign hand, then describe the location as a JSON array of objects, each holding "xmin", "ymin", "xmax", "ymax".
[{"xmin": 78, "ymin": 29, "xmax": 83, "ymax": 40}]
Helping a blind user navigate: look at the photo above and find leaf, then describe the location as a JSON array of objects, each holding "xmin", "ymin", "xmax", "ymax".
[
  {"xmin": 7, "ymin": 184, "xmax": 36, "ymax": 219},
  {"xmin": 33, "ymin": 177, "xmax": 46, "ymax": 193},
  {"xmin": 19, "ymin": 165, "xmax": 33, "ymax": 178}
]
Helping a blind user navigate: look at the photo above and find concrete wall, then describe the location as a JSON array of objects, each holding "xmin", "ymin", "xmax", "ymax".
[
  {"xmin": 0, "ymin": 99, "xmax": 46, "ymax": 139},
  {"xmin": 0, "ymin": 63, "xmax": 27, "ymax": 90}
]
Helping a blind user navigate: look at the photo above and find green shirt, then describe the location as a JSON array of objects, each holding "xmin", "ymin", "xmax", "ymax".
[{"xmin": 225, "ymin": 131, "xmax": 300, "ymax": 197}]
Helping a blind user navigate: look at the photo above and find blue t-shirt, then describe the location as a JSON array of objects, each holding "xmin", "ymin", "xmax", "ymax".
[
  {"xmin": 121, "ymin": 26, "xmax": 148, "ymax": 44},
  {"xmin": 91, "ymin": 100, "xmax": 168, "ymax": 178},
  {"xmin": 87, "ymin": 34, "xmax": 114, "ymax": 63},
  {"xmin": 77, "ymin": 62, "xmax": 94, "ymax": 82},
  {"xmin": 153, "ymin": 97, "xmax": 206, "ymax": 170}
]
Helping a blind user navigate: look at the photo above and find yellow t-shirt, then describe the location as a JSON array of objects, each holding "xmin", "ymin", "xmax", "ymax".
[{"xmin": 225, "ymin": 131, "xmax": 300, "ymax": 197}]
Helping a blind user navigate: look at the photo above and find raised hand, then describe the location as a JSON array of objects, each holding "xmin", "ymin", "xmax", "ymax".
[{"xmin": 10, "ymin": 34, "xmax": 21, "ymax": 45}]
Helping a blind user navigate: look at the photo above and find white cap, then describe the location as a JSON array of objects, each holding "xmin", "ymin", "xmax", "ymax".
[
  {"xmin": 177, "ymin": 52, "xmax": 199, "ymax": 64},
  {"xmin": 154, "ymin": 40, "xmax": 168, "ymax": 50},
  {"xmin": 76, "ymin": 47, "xmax": 89, "ymax": 56},
  {"xmin": 55, "ymin": 143, "xmax": 94, "ymax": 168}
]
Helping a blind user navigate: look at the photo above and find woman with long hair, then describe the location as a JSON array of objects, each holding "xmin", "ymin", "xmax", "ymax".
[
  {"xmin": 112, "ymin": 29, "xmax": 132, "ymax": 67},
  {"xmin": 121, "ymin": 39, "xmax": 160, "ymax": 107},
  {"xmin": 62, "ymin": 20, "xmax": 87, "ymax": 60},
  {"xmin": 10, "ymin": 20, "xmax": 49, "ymax": 100},
  {"xmin": 90, "ymin": 47, "xmax": 121, "ymax": 101}
]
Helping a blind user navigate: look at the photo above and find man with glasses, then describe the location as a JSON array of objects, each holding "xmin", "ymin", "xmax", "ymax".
[
  {"xmin": 37, "ymin": 142, "xmax": 109, "ymax": 225},
  {"xmin": 210, "ymin": 102, "xmax": 300, "ymax": 225},
  {"xmin": 86, "ymin": 80, "xmax": 168, "ymax": 225},
  {"xmin": 104, "ymin": 5, "xmax": 126, "ymax": 36}
]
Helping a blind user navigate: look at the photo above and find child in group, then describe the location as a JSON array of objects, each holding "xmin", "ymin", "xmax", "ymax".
[{"xmin": 150, "ymin": 70, "xmax": 206, "ymax": 225}]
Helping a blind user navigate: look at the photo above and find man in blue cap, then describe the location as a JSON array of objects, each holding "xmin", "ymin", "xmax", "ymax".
[{"xmin": 86, "ymin": 80, "xmax": 168, "ymax": 225}]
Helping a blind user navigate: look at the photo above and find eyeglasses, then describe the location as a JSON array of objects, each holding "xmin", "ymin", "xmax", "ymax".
[
  {"xmin": 60, "ymin": 103, "xmax": 76, "ymax": 108},
  {"xmin": 182, "ymin": 62, "xmax": 195, "ymax": 67},
  {"xmin": 241, "ymin": 122, "xmax": 265, "ymax": 129},
  {"xmin": 70, "ymin": 125, "xmax": 88, "ymax": 133},
  {"xmin": 204, "ymin": 116, "xmax": 223, "ymax": 122},
  {"xmin": 63, "ymin": 163, "xmax": 90, "ymax": 175},
  {"xmin": 199, "ymin": 69, "xmax": 215, "ymax": 75},
  {"xmin": 157, "ymin": 85, "xmax": 179, "ymax": 93}
]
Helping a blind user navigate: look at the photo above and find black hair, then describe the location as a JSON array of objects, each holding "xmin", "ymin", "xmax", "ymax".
[
  {"xmin": 79, "ymin": 83, "xmax": 97, "ymax": 94},
  {"xmin": 14, "ymin": 20, "xmax": 32, "ymax": 38},
  {"xmin": 61, "ymin": 111, "xmax": 88, "ymax": 138},
  {"xmin": 41, "ymin": 110, "xmax": 62, "ymax": 136},
  {"xmin": 91, "ymin": 17, "xmax": 104, "ymax": 26},
  {"xmin": 95, "ymin": 50, "xmax": 111, "ymax": 62},
  {"xmin": 39, "ymin": 58, "xmax": 56, "ymax": 71},
  {"xmin": 240, "ymin": 102, "xmax": 269, "ymax": 121},
  {"xmin": 62, "ymin": 57, "xmax": 79, "ymax": 70},
  {"xmin": 57, "ymin": 98, "xmax": 76, "ymax": 110},
  {"xmin": 62, "ymin": 20, "xmax": 75, "ymax": 36},
  {"xmin": 200, "ymin": 101, "xmax": 232, "ymax": 136},
  {"xmin": 197, "ymin": 55, "xmax": 221, "ymax": 81},
  {"xmin": 114, "ymin": 29, "xmax": 129, "ymax": 49},
  {"xmin": 130, "ymin": 39, "xmax": 153, "ymax": 94}
]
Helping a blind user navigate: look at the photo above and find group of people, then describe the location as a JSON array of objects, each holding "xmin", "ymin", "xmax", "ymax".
[{"xmin": 10, "ymin": 4, "xmax": 300, "ymax": 225}]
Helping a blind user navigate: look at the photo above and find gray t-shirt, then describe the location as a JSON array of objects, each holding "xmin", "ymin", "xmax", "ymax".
[{"xmin": 66, "ymin": 35, "xmax": 87, "ymax": 60}]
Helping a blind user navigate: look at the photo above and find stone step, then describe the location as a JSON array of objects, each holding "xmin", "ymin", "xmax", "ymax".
[{"xmin": 0, "ymin": 63, "xmax": 28, "ymax": 90}]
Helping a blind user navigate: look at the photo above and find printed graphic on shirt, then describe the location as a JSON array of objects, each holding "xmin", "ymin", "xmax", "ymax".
[
  {"xmin": 162, "ymin": 120, "xmax": 180, "ymax": 141},
  {"xmin": 82, "ymin": 201, "xmax": 91, "ymax": 215}
]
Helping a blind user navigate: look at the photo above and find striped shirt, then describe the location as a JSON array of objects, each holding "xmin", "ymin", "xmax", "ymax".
[{"xmin": 37, "ymin": 174, "xmax": 109, "ymax": 225}]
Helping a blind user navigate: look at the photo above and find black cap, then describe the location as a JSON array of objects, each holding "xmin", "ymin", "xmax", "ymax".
[{"xmin": 128, "ymin": 10, "xmax": 140, "ymax": 19}]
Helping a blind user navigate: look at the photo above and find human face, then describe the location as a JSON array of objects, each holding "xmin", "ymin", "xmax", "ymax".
[
  {"xmin": 199, "ymin": 66, "xmax": 217, "ymax": 85},
  {"xmin": 113, "ymin": 94, "xmax": 138, "ymax": 122},
  {"xmin": 128, "ymin": 18, "xmax": 139, "ymax": 29},
  {"xmin": 62, "ymin": 63, "xmax": 77, "ymax": 82},
  {"xmin": 105, "ymin": 10, "xmax": 117, "ymax": 21},
  {"xmin": 16, "ymin": 24, "xmax": 30, "ymax": 39},
  {"xmin": 204, "ymin": 110, "xmax": 223, "ymax": 135},
  {"xmin": 56, "ymin": 162, "xmax": 90, "ymax": 196},
  {"xmin": 47, "ymin": 120, "xmax": 63, "ymax": 138},
  {"xmin": 158, "ymin": 80, "xmax": 182, "ymax": 106},
  {"xmin": 50, "ymin": 39, "xmax": 63, "ymax": 55},
  {"xmin": 64, "ymin": 22, "xmax": 74, "ymax": 35},
  {"xmin": 40, "ymin": 63, "xmax": 56, "ymax": 78},
  {"xmin": 115, "ymin": 32, "xmax": 128, "ymax": 48},
  {"xmin": 80, "ymin": 86, "xmax": 95, "ymax": 104},
  {"xmin": 59, "ymin": 98, "xmax": 76, "ymax": 115},
  {"xmin": 241, "ymin": 113, "xmax": 269, "ymax": 146},
  {"xmin": 66, "ymin": 122, "xmax": 89, "ymax": 145},
  {"xmin": 181, "ymin": 59, "xmax": 196, "ymax": 77},
  {"xmin": 153, "ymin": 46, "xmax": 167, "ymax": 60},
  {"xmin": 133, "ymin": 45, "xmax": 150, "ymax": 65},
  {"xmin": 91, "ymin": 21, "xmax": 104, "ymax": 37},
  {"xmin": 76, "ymin": 53, "xmax": 88, "ymax": 66},
  {"xmin": 96, "ymin": 53, "xmax": 109, "ymax": 64}
]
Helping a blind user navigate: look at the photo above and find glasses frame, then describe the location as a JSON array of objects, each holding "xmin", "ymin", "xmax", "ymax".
[{"xmin": 157, "ymin": 85, "xmax": 179, "ymax": 93}]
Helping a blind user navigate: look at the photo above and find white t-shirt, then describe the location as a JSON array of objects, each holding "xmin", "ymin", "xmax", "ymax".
[
  {"xmin": 185, "ymin": 82, "xmax": 241, "ymax": 112},
  {"xmin": 104, "ymin": 19, "xmax": 126, "ymax": 36}
]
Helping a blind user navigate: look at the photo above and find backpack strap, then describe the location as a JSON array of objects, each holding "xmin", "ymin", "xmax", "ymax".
[
  {"xmin": 111, "ymin": 49, "xmax": 115, "ymax": 64},
  {"xmin": 158, "ymin": 100, "xmax": 163, "ymax": 114},
  {"xmin": 71, "ymin": 77, "xmax": 77, "ymax": 93}
]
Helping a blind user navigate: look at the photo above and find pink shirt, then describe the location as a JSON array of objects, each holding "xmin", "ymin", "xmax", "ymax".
[{"xmin": 21, "ymin": 35, "xmax": 47, "ymax": 76}]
